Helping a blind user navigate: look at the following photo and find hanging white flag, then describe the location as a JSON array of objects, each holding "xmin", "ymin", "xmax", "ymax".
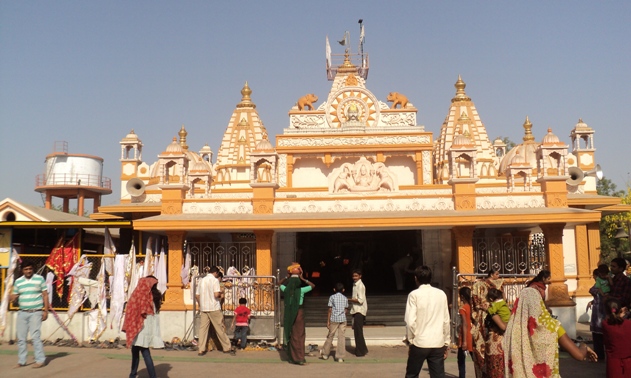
[
  {"xmin": 144, "ymin": 236, "xmax": 154, "ymax": 277},
  {"xmin": 0, "ymin": 250, "xmax": 19, "ymax": 337},
  {"xmin": 110, "ymin": 254, "xmax": 126, "ymax": 330},
  {"xmin": 360, "ymin": 24, "xmax": 365, "ymax": 44},
  {"xmin": 157, "ymin": 248, "xmax": 167, "ymax": 295},
  {"xmin": 181, "ymin": 245, "xmax": 191, "ymax": 286},
  {"xmin": 104, "ymin": 227, "xmax": 116, "ymax": 255},
  {"xmin": 326, "ymin": 35, "xmax": 332, "ymax": 67}
]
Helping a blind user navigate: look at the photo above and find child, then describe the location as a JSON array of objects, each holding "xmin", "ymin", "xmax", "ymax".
[
  {"xmin": 231, "ymin": 298, "xmax": 251, "ymax": 351},
  {"xmin": 320, "ymin": 282, "xmax": 348, "ymax": 362},
  {"xmin": 595, "ymin": 264, "xmax": 611, "ymax": 296},
  {"xmin": 602, "ymin": 297, "xmax": 631, "ymax": 377},
  {"xmin": 484, "ymin": 288, "xmax": 510, "ymax": 378},
  {"xmin": 458, "ymin": 287, "xmax": 474, "ymax": 378}
]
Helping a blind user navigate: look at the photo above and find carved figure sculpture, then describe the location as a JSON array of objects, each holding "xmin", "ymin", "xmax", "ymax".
[
  {"xmin": 257, "ymin": 162, "xmax": 272, "ymax": 183},
  {"xmin": 330, "ymin": 158, "xmax": 399, "ymax": 193},
  {"xmin": 333, "ymin": 166, "xmax": 353, "ymax": 192},
  {"xmin": 297, "ymin": 94, "xmax": 318, "ymax": 111},
  {"xmin": 387, "ymin": 92, "xmax": 408, "ymax": 109},
  {"xmin": 376, "ymin": 166, "xmax": 395, "ymax": 191},
  {"xmin": 353, "ymin": 164, "xmax": 374, "ymax": 187}
]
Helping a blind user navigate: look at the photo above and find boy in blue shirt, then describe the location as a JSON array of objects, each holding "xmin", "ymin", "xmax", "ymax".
[{"xmin": 320, "ymin": 282, "xmax": 348, "ymax": 362}]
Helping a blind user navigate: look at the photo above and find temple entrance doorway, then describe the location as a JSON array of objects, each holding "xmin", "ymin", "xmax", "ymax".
[{"xmin": 296, "ymin": 230, "xmax": 422, "ymax": 295}]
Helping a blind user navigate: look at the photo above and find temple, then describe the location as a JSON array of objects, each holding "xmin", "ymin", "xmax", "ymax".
[{"xmin": 1, "ymin": 35, "xmax": 629, "ymax": 341}]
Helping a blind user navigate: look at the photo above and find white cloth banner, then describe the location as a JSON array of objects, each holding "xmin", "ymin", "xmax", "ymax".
[{"xmin": 156, "ymin": 249, "xmax": 167, "ymax": 295}]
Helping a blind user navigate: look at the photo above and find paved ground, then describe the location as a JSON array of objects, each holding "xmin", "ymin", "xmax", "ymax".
[{"xmin": 0, "ymin": 341, "xmax": 606, "ymax": 378}]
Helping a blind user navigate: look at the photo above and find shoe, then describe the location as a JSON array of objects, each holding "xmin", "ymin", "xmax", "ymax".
[
  {"xmin": 319, "ymin": 349, "xmax": 328, "ymax": 360},
  {"xmin": 14, "ymin": 364, "xmax": 25, "ymax": 369},
  {"xmin": 337, "ymin": 358, "xmax": 344, "ymax": 363},
  {"xmin": 32, "ymin": 362, "xmax": 46, "ymax": 368},
  {"xmin": 197, "ymin": 351, "xmax": 206, "ymax": 356}
]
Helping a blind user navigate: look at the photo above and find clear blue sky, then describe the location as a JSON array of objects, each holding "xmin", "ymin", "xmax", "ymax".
[{"xmin": 1, "ymin": 1, "xmax": 629, "ymax": 208}]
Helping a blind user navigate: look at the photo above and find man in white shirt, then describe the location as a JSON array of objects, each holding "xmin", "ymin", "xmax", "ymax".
[
  {"xmin": 195, "ymin": 266, "xmax": 232, "ymax": 355},
  {"xmin": 404, "ymin": 266, "xmax": 450, "ymax": 378},
  {"xmin": 348, "ymin": 269, "xmax": 368, "ymax": 357}
]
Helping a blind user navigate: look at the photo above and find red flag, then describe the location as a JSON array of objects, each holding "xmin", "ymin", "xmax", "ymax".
[{"xmin": 46, "ymin": 235, "xmax": 79, "ymax": 299}]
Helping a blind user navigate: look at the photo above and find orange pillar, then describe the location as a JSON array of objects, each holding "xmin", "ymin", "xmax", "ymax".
[
  {"xmin": 452, "ymin": 226, "xmax": 475, "ymax": 274},
  {"xmin": 540, "ymin": 223, "xmax": 575, "ymax": 306},
  {"xmin": 77, "ymin": 189, "xmax": 85, "ymax": 217},
  {"xmin": 162, "ymin": 231, "xmax": 187, "ymax": 311},
  {"xmin": 587, "ymin": 222, "xmax": 602, "ymax": 272},
  {"xmin": 574, "ymin": 224, "xmax": 592, "ymax": 297},
  {"xmin": 254, "ymin": 230, "xmax": 274, "ymax": 276}
]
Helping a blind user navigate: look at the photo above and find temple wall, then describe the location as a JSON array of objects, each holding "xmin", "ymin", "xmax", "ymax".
[
  {"xmin": 421, "ymin": 229, "xmax": 452, "ymax": 297},
  {"xmin": 275, "ymin": 232, "xmax": 296, "ymax": 276},
  {"xmin": 273, "ymin": 197, "xmax": 454, "ymax": 214}
]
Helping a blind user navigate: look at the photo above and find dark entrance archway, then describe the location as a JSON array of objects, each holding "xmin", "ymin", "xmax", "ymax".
[{"xmin": 296, "ymin": 230, "xmax": 422, "ymax": 295}]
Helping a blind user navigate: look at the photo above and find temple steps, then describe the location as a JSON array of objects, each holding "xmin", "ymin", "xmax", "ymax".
[{"xmin": 301, "ymin": 294, "xmax": 408, "ymax": 327}]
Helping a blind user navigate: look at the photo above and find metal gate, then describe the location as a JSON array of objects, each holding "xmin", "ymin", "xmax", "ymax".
[
  {"xmin": 191, "ymin": 274, "xmax": 280, "ymax": 342},
  {"xmin": 450, "ymin": 267, "xmax": 536, "ymax": 345},
  {"xmin": 473, "ymin": 233, "xmax": 546, "ymax": 275},
  {"xmin": 188, "ymin": 240, "xmax": 257, "ymax": 274}
]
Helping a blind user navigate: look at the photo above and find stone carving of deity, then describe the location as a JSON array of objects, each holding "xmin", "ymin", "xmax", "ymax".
[{"xmin": 329, "ymin": 157, "xmax": 398, "ymax": 193}]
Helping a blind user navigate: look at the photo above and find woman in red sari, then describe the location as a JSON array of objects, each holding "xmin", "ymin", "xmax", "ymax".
[
  {"xmin": 122, "ymin": 276, "xmax": 163, "ymax": 378},
  {"xmin": 602, "ymin": 297, "xmax": 631, "ymax": 378}
]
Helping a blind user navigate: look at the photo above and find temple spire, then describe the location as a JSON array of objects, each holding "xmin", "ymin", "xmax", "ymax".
[
  {"xmin": 237, "ymin": 81, "xmax": 256, "ymax": 109},
  {"xmin": 522, "ymin": 116, "xmax": 535, "ymax": 142},
  {"xmin": 452, "ymin": 75, "xmax": 471, "ymax": 102}
]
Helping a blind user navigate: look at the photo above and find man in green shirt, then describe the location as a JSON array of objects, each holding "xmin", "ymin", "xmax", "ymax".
[{"xmin": 10, "ymin": 261, "xmax": 50, "ymax": 368}]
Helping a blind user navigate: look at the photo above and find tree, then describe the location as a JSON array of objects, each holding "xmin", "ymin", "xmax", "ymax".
[
  {"xmin": 493, "ymin": 136, "xmax": 517, "ymax": 153},
  {"xmin": 597, "ymin": 178, "xmax": 630, "ymax": 264},
  {"xmin": 47, "ymin": 204, "xmax": 91, "ymax": 217}
]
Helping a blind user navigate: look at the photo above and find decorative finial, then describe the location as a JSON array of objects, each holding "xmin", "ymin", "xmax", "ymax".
[
  {"xmin": 523, "ymin": 116, "xmax": 535, "ymax": 142},
  {"xmin": 452, "ymin": 75, "xmax": 471, "ymax": 103},
  {"xmin": 237, "ymin": 81, "xmax": 256, "ymax": 108},
  {"xmin": 178, "ymin": 125, "xmax": 188, "ymax": 150},
  {"xmin": 338, "ymin": 49, "xmax": 358, "ymax": 74}
]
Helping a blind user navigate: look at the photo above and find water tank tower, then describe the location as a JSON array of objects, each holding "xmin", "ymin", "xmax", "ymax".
[{"xmin": 35, "ymin": 141, "xmax": 112, "ymax": 215}]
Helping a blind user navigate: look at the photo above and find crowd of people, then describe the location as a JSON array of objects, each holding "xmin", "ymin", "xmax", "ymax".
[
  {"xmin": 450, "ymin": 260, "xmax": 631, "ymax": 378},
  {"xmin": 8, "ymin": 257, "xmax": 631, "ymax": 377}
]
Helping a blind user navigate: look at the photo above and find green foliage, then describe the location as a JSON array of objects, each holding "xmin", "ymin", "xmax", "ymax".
[
  {"xmin": 494, "ymin": 136, "xmax": 517, "ymax": 152},
  {"xmin": 598, "ymin": 179, "xmax": 631, "ymax": 264},
  {"xmin": 47, "ymin": 204, "xmax": 91, "ymax": 217}
]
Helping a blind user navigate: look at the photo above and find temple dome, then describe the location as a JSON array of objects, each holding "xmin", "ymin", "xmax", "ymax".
[
  {"xmin": 190, "ymin": 159, "xmax": 211, "ymax": 173},
  {"xmin": 164, "ymin": 137, "xmax": 183, "ymax": 154},
  {"xmin": 499, "ymin": 117, "xmax": 553, "ymax": 175},
  {"xmin": 541, "ymin": 128, "xmax": 561, "ymax": 145},
  {"xmin": 254, "ymin": 139, "xmax": 275, "ymax": 152},
  {"xmin": 122, "ymin": 129, "xmax": 141, "ymax": 142}
]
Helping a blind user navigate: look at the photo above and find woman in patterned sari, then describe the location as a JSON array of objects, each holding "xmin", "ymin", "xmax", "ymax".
[
  {"xmin": 471, "ymin": 269, "xmax": 502, "ymax": 378},
  {"xmin": 504, "ymin": 287, "xmax": 597, "ymax": 377}
]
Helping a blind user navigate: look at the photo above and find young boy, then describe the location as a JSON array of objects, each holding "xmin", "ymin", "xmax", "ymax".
[
  {"xmin": 595, "ymin": 264, "xmax": 611, "ymax": 295},
  {"xmin": 231, "ymin": 298, "xmax": 251, "ymax": 350},
  {"xmin": 320, "ymin": 282, "xmax": 348, "ymax": 362}
]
